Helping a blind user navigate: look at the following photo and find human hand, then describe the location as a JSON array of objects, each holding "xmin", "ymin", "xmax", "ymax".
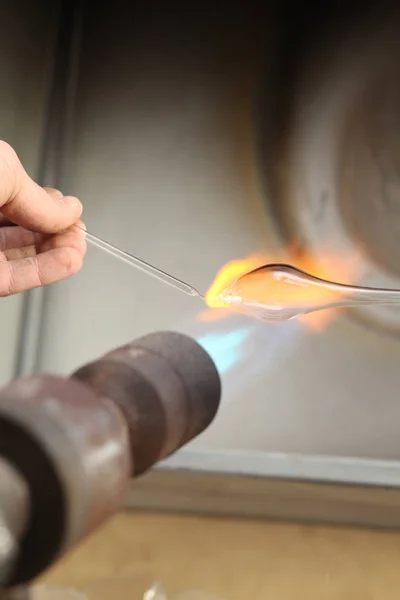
[{"xmin": 0, "ymin": 141, "xmax": 86, "ymax": 296}]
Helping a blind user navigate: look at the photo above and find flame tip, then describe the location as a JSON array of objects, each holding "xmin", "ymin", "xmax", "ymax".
[{"xmin": 204, "ymin": 248, "xmax": 361, "ymax": 330}]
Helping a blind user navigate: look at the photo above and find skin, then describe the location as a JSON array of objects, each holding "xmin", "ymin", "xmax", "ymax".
[{"xmin": 0, "ymin": 141, "xmax": 86, "ymax": 296}]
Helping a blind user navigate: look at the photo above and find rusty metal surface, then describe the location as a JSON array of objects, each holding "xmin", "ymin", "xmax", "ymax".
[
  {"xmin": 0, "ymin": 375, "xmax": 130, "ymax": 585},
  {"xmin": 74, "ymin": 332, "xmax": 221, "ymax": 476},
  {"xmin": 0, "ymin": 375, "xmax": 131, "ymax": 546},
  {"xmin": 0, "ymin": 332, "xmax": 221, "ymax": 586}
]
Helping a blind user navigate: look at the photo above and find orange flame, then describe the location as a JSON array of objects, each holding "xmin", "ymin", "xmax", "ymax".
[{"xmin": 204, "ymin": 249, "xmax": 361, "ymax": 331}]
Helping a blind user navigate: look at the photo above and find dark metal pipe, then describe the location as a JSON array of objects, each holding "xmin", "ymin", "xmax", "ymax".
[{"xmin": 0, "ymin": 331, "xmax": 221, "ymax": 588}]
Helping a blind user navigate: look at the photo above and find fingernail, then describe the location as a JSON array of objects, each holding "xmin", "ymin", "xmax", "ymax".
[
  {"xmin": 51, "ymin": 189, "xmax": 63, "ymax": 199},
  {"xmin": 62, "ymin": 196, "xmax": 82, "ymax": 209}
]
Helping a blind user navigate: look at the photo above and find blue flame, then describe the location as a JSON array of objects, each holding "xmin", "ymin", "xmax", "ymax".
[{"xmin": 197, "ymin": 327, "xmax": 250, "ymax": 374}]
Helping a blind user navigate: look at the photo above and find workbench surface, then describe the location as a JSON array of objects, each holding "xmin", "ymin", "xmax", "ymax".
[{"xmin": 41, "ymin": 511, "xmax": 400, "ymax": 599}]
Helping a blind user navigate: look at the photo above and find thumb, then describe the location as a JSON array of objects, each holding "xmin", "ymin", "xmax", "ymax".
[{"xmin": 0, "ymin": 141, "xmax": 82, "ymax": 233}]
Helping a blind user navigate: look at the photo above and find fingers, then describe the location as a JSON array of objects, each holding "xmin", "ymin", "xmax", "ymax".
[
  {"xmin": 38, "ymin": 220, "xmax": 87, "ymax": 255},
  {"xmin": 0, "ymin": 188, "xmax": 75, "ymax": 249},
  {"xmin": 0, "ymin": 144, "xmax": 87, "ymax": 294},
  {"xmin": 0, "ymin": 223, "xmax": 87, "ymax": 297},
  {"xmin": 0, "ymin": 142, "xmax": 82, "ymax": 234},
  {"xmin": 0, "ymin": 245, "xmax": 37, "ymax": 262},
  {"xmin": 0, "ymin": 248, "xmax": 83, "ymax": 296},
  {"xmin": 0, "ymin": 190, "xmax": 66, "ymax": 231},
  {"xmin": 0, "ymin": 214, "xmax": 13, "ymax": 226},
  {"xmin": 0, "ymin": 225, "xmax": 39, "ymax": 251}
]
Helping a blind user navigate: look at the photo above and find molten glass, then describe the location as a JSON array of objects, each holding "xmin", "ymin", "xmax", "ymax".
[{"xmin": 211, "ymin": 264, "xmax": 400, "ymax": 322}]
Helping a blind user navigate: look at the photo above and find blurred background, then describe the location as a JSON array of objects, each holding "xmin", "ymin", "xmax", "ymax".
[{"xmin": 4, "ymin": 0, "xmax": 400, "ymax": 597}]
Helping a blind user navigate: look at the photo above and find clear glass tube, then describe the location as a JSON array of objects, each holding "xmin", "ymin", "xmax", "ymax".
[
  {"xmin": 213, "ymin": 264, "xmax": 400, "ymax": 322},
  {"xmin": 84, "ymin": 230, "xmax": 203, "ymax": 298}
]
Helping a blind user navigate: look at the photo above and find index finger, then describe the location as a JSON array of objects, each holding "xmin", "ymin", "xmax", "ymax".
[
  {"xmin": 0, "ymin": 225, "xmax": 86, "ymax": 296},
  {"xmin": 0, "ymin": 141, "xmax": 82, "ymax": 234}
]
